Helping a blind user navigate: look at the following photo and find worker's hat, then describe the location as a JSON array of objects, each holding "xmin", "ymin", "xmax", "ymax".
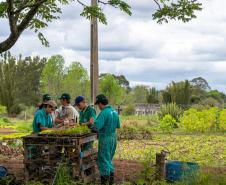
[
  {"xmin": 95, "ymin": 94, "xmax": 108, "ymax": 105},
  {"xmin": 43, "ymin": 100, "xmax": 57, "ymax": 108},
  {"xmin": 59, "ymin": 93, "xmax": 71, "ymax": 100},
  {"xmin": 42, "ymin": 94, "xmax": 52, "ymax": 102},
  {"xmin": 74, "ymin": 96, "xmax": 85, "ymax": 106}
]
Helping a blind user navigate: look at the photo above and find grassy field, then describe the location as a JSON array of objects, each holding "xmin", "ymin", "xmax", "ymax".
[
  {"xmin": 0, "ymin": 116, "xmax": 225, "ymax": 168},
  {"xmin": 0, "ymin": 115, "xmax": 225, "ymax": 184},
  {"xmin": 116, "ymin": 134, "xmax": 226, "ymax": 167},
  {"xmin": 118, "ymin": 115, "xmax": 225, "ymax": 164}
]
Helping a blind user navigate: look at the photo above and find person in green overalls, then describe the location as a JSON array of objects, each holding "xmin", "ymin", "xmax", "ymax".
[
  {"xmin": 89, "ymin": 94, "xmax": 120, "ymax": 185},
  {"xmin": 32, "ymin": 100, "xmax": 57, "ymax": 133},
  {"xmin": 74, "ymin": 96, "xmax": 98, "ymax": 133}
]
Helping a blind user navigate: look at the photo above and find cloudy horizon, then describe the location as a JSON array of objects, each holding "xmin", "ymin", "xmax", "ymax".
[{"xmin": 0, "ymin": 0, "xmax": 226, "ymax": 92}]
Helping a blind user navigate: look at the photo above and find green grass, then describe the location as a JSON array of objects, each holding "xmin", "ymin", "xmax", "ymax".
[{"xmin": 0, "ymin": 118, "xmax": 32, "ymax": 140}]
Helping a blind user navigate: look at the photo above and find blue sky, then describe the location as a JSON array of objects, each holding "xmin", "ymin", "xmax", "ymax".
[{"xmin": 0, "ymin": 0, "xmax": 225, "ymax": 92}]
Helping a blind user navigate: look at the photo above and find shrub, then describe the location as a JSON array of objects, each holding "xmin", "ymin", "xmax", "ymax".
[
  {"xmin": 117, "ymin": 121, "xmax": 152, "ymax": 140},
  {"xmin": 9, "ymin": 104, "xmax": 26, "ymax": 115},
  {"xmin": 2, "ymin": 117, "xmax": 10, "ymax": 123},
  {"xmin": 180, "ymin": 108, "xmax": 219, "ymax": 132},
  {"xmin": 123, "ymin": 104, "xmax": 135, "ymax": 116},
  {"xmin": 159, "ymin": 114, "xmax": 176, "ymax": 133},
  {"xmin": 0, "ymin": 105, "xmax": 7, "ymax": 115},
  {"xmin": 147, "ymin": 115, "xmax": 159, "ymax": 126},
  {"xmin": 17, "ymin": 106, "xmax": 36, "ymax": 120},
  {"xmin": 158, "ymin": 103, "xmax": 182, "ymax": 122},
  {"xmin": 219, "ymin": 109, "xmax": 226, "ymax": 131}
]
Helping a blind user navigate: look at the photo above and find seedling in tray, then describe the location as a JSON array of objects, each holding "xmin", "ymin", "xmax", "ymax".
[{"xmin": 39, "ymin": 125, "xmax": 91, "ymax": 136}]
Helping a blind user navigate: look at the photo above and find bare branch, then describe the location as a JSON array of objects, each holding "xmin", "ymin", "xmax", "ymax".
[
  {"xmin": 77, "ymin": 0, "xmax": 86, "ymax": 7},
  {"xmin": 98, "ymin": 0, "xmax": 109, "ymax": 5},
  {"xmin": 154, "ymin": 0, "xmax": 162, "ymax": 10}
]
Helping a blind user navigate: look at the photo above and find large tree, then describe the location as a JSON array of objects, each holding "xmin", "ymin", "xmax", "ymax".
[
  {"xmin": 132, "ymin": 85, "xmax": 149, "ymax": 104},
  {"xmin": 162, "ymin": 80, "xmax": 192, "ymax": 105},
  {"xmin": 147, "ymin": 87, "xmax": 159, "ymax": 104},
  {"xmin": 0, "ymin": 0, "xmax": 202, "ymax": 53},
  {"xmin": 40, "ymin": 55, "xmax": 65, "ymax": 99},
  {"xmin": 99, "ymin": 74, "xmax": 125, "ymax": 105},
  {"xmin": 190, "ymin": 77, "xmax": 211, "ymax": 91},
  {"xmin": 0, "ymin": 52, "xmax": 46, "ymax": 114},
  {"xmin": 63, "ymin": 62, "xmax": 90, "ymax": 101},
  {"xmin": 100, "ymin": 73, "xmax": 130, "ymax": 89}
]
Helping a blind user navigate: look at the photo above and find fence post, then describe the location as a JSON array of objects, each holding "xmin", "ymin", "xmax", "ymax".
[{"xmin": 155, "ymin": 151, "xmax": 167, "ymax": 180}]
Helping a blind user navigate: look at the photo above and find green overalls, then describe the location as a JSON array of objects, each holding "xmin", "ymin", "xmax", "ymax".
[{"xmin": 94, "ymin": 105, "xmax": 120, "ymax": 176}]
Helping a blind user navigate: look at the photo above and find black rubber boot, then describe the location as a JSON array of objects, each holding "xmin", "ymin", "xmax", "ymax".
[
  {"xmin": 109, "ymin": 172, "xmax": 114, "ymax": 185},
  {"xmin": 101, "ymin": 175, "xmax": 110, "ymax": 185}
]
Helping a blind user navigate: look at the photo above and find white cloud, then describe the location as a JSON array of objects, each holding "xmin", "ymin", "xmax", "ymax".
[{"xmin": 0, "ymin": 0, "xmax": 226, "ymax": 93}]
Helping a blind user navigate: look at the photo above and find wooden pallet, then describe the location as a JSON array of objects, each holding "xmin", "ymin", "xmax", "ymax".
[{"xmin": 23, "ymin": 133, "xmax": 98, "ymax": 184}]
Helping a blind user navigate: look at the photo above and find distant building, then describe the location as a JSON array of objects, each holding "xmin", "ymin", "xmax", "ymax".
[{"xmin": 135, "ymin": 104, "xmax": 160, "ymax": 116}]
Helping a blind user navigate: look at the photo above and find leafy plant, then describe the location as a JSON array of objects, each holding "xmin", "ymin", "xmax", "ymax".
[
  {"xmin": 219, "ymin": 109, "xmax": 226, "ymax": 131},
  {"xmin": 117, "ymin": 121, "xmax": 152, "ymax": 140},
  {"xmin": 159, "ymin": 114, "xmax": 176, "ymax": 133},
  {"xmin": 180, "ymin": 108, "xmax": 219, "ymax": 132},
  {"xmin": 53, "ymin": 163, "xmax": 73, "ymax": 185},
  {"xmin": 0, "ymin": 105, "xmax": 7, "ymax": 115},
  {"xmin": 158, "ymin": 103, "xmax": 182, "ymax": 122}
]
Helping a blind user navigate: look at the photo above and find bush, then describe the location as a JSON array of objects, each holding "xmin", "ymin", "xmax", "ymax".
[
  {"xmin": 2, "ymin": 117, "xmax": 10, "ymax": 123},
  {"xmin": 123, "ymin": 104, "xmax": 135, "ymax": 116},
  {"xmin": 158, "ymin": 103, "xmax": 182, "ymax": 122},
  {"xmin": 17, "ymin": 106, "xmax": 36, "ymax": 120},
  {"xmin": 219, "ymin": 109, "xmax": 226, "ymax": 131},
  {"xmin": 0, "ymin": 105, "xmax": 7, "ymax": 115},
  {"xmin": 117, "ymin": 121, "xmax": 152, "ymax": 140},
  {"xmin": 0, "ymin": 117, "xmax": 13, "ymax": 127},
  {"xmin": 159, "ymin": 114, "xmax": 176, "ymax": 133},
  {"xmin": 180, "ymin": 108, "xmax": 219, "ymax": 132}
]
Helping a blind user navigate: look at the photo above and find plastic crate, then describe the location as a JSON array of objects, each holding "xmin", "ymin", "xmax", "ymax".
[
  {"xmin": 0, "ymin": 166, "xmax": 7, "ymax": 178},
  {"xmin": 166, "ymin": 160, "xmax": 199, "ymax": 182}
]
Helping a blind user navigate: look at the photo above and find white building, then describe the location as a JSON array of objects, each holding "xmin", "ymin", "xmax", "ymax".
[{"xmin": 135, "ymin": 104, "xmax": 160, "ymax": 116}]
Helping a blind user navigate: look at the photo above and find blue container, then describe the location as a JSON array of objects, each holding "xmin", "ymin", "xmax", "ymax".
[
  {"xmin": 166, "ymin": 161, "xmax": 199, "ymax": 182},
  {"xmin": 0, "ymin": 166, "xmax": 8, "ymax": 178}
]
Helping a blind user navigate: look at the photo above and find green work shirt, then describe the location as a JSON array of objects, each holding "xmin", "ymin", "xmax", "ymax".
[
  {"xmin": 79, "ymin": 105, "xmax": 96, "ymax": 124},
  {"xmin": 94, "ymin": 105, "xmax": 120, "ymax": 133},
  {"xmin": 32, "ymin": 108, "xmax": 53, "ymax": 133}
]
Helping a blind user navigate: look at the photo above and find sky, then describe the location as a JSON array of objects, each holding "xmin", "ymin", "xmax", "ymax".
[{"xmin": 0, "ymin": 0, "xmax": 226, "ymax": 93}]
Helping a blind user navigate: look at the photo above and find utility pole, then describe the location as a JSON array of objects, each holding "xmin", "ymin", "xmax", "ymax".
[{"xmin": 90, "ymin": 0, "xmax": 99, "ymax": 104}]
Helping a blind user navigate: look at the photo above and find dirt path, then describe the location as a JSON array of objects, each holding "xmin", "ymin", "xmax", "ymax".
[
  {"xmin": 0, "ymin": 128, "xmax": 16, "ymax": 135},
  {"xmin": 0, "ymin": 158, "xmax": 225, "ymax": 183}
]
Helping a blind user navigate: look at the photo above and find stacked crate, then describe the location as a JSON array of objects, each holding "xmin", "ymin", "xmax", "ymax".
[{"xmin": 23, "ymin": 133, "xmax": 98, "ymax": 184}]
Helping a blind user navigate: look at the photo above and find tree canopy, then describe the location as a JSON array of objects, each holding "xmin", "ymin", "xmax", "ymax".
[
  {"xmin": 0, "ymin": 0, "xmax": 202, "ymax": 53},
  {"xmin": 99, "ymin": 74, "xmax": 126, "ymax": 105},
  {"xmin": 0, "ymin": 52, "xmax": 46, "ymax": 114}
]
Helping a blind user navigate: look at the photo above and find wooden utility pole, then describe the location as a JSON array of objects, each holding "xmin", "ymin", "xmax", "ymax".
[{"xmin": 90, "ymin": 0, "xmax": 99, "ymax": 104}]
